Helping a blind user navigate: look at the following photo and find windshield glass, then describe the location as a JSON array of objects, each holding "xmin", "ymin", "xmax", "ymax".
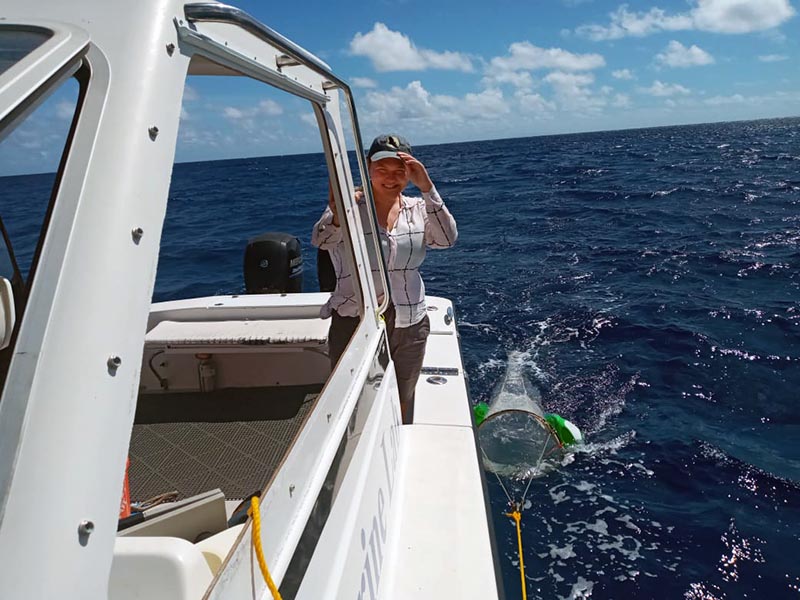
[
  {"xmin": 0, "ymin": 78, "xmax": 79, "ymax": 274},
  {"xmin": 0, "ymin": 72, "xmax": 81, "ymax": 391},
  {"xmin": 0, "ymin": 27, "xmax": 52, "ymax": 77}
]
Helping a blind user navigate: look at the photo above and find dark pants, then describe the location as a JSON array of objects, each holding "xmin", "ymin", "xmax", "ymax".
[{"xmin": 328, "ymin": 305, "xmax": 430, "ymax": 424}]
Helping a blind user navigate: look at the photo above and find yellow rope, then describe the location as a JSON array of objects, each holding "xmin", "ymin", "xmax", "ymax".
[
  {"xmin": 504, "ymin": 508, "xmax": 527, "ymax": 600},
  {"xmin": 248, "ymin": 496, "xmax": 283, "ymax": 600}
]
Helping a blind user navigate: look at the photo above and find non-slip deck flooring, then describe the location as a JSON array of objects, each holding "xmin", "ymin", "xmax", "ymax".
[{"xmin": 129, "ymin": 385, "xmax": 320, "ymax": 501}]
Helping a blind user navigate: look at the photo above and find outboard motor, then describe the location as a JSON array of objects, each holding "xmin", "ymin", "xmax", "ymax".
[{"xmin": 244, "ymin": 232, "xmax": 303, "ymax": 293}]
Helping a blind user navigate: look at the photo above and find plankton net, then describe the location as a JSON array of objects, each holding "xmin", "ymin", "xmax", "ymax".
[
  {"xmin": 475, "ymin": 352, "xmax": 583, "ymax": 600},
  {"xmin": 476, "ymin": 353, "xmax": 563, "ymax": 479}
]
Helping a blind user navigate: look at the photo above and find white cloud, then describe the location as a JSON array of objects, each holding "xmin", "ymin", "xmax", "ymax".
[
  {"xmin": 352, "ymin": 77, "xmax": 378, "ymax": 88},
  {"xmin": 223, "ymin": 99, "xmax": 283, "ymax": 121},
  {"xmin": 180, "ymin": 85, "xmax": 197, "ymax": 125},
  {"xmin": 363, "ymin": 81, "xmax": 440, "ymax": 123},
  {"xmin": 612, "ymin": 68, "xmax": 635, "ymax": 80},
  {"xmin": 362, "ymin": 80, "xmax": 509, "ymax": 123},
  {"xmin": 545, "ymin": 71, "xmax": 595, "ymax": 88},
  {"xmin": 482, "ymin": 70, "xmax": 535, "ymax": 90},
  {"xmin": 694, "ymin": 90, "xmax": 800, "ymax": 107},
  {"xmin": 358, "ymin": 80, "xmax": 579, "ymax": 142},
  {"xmin": 300, "ymin": 113, "xmax": 318, "ymax": 126},
  {"xmin": 612, "ymin": 93, "xmax": 632, "ymax": 108},
  {"xmin": 515, "ymin": 90, "xmax": 557, "ymax": 114},
  {"xmin": 362, "ymin": 81, "xmax": 524, "ymax": 136},
  {"xmin": 221, "ymin": 98, "xmax": 284, "ymax": 132},
  {"xmin": 484, "ymin": 43, "xmax": 605, "ymax": 94},
  {"xmin": 576, "ymin": 0, "xmax": 796, "ymax": 40},
  {"xmin": 490, "ymin": 42, "xmax": 605, "ymax": 72},
  {"xmin": 577, "ymin": 6, "xmax": 692, "ymax": 39},
  {"xmin": 692, "ymin": 0, "xmax": 795, "ymax": 33},
  {"xmin": 596, "ymin": 85, "xmax": 632, "ymax": 108},
  {"xmin": 179, "ymin": 125, "xmax": 220, "ymax": 148},
  {"xmin": 656, "ymin": 41, "xmax": 715, "ymax": 67},
  {"xmin": 462, "ymin": 88, "xmax": 511, "ymax": 117},
  {"xmin": 544, "ymin": 71, "xmax": 606, "ymax": 111},
  {"xmin": 183, "ymin": 85, "xmax": 198, "ymax": 101},
  {"xmin": 223, "ymin": 107, "xmax": 244, "ymax": 119},
  {"xmin": 257, "ymin": 99, "xmax": 282, "ymax": 116},
  {"xmin": 758, "ymin": 54, "xmax": 788, "ymax": 62},
  {"xmin": 640, "ymin": 80, "xmax": 691, "ymax": 96},
  {"xmin": 350, "ymin": 23, "xmax": 473, "ymax": 72},
  {"xmin": 55, "ymin": 101, "xmax": 74, "ymax": 120},
  {"xmin": 704, "ymin": 93, "xmax": 747, "ymax": 105}
]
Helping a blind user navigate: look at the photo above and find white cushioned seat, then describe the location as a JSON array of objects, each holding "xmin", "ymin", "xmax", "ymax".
[{"xmin": 145, "ymin": 319, "xmax": 329, "ymax": 348}]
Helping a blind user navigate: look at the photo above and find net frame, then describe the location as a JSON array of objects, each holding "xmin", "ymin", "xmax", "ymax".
[{"xmin": 477, "ymin": 407, "xmax": 565, "ymax": 463}]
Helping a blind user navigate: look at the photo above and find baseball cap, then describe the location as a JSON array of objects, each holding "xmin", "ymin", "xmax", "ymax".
[{"xmin": 367, "ymin": 134, "xmax": 412, "ymax": 162}]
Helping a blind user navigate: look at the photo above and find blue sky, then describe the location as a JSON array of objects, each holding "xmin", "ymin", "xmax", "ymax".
[
  {"xmin": 2, "ymin": 0, "xmax": 798, "ymax": 174},
  {"xmin": 187, "ymin": 0, "xmax": 798, "ymax": 160}
]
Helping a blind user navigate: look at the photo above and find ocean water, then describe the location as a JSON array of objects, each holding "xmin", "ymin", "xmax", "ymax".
[{"xmin": 2, "ymin": 117, "xmax": 799, "ymax": 598}]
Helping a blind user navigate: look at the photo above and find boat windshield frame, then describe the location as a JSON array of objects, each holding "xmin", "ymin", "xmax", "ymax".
[
  {"xmin": 0, "ymin": 26, "xmax": 53, "ymax": 77},
  {"xmin": 0, "ymin": 28, "xmax": 91, "ymax": 397},
  {"xmin": 182, "ymin": 2, "xmax": 391, "ymax": 314},
  {"xmin": 0, "ymin": 21, "xmax": 89, "ymax": 142}
]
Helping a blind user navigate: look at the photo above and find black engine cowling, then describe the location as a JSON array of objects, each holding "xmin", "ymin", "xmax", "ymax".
[{"xmin": 243, "ymin": 232, "xmax": 303, "ymax": 293}]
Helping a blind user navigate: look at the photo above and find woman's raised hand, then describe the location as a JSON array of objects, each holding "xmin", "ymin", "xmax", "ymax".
[{"xmin": 397, "ymin": 152, "xmax": 433, "ymax": 193}]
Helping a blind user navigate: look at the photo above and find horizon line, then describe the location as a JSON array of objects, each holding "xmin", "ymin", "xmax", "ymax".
[{"xmin": 3, "ymin": 114, "xmax": 798, "ymax": 178}]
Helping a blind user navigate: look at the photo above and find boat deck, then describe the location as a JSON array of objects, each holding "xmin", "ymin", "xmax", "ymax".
[
  {"xmin": 380, "ymin": 425, "xmax": 499, "ymax": 599},
  {"xmin": 128, "ymin": 385, "xmax": 320, "ymax": 501}
]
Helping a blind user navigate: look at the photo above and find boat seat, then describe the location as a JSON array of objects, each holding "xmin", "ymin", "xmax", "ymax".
[
  {"xmin": 110, "ymin": 536, "xmax": 213, "ymax": 600},
  {"xmin": 144, "ymin": 318, "xmax": 329, "ymax": 352},
  {"xmin": 195, "ymin": 524, "xmax": 245, "ymax": 575}
]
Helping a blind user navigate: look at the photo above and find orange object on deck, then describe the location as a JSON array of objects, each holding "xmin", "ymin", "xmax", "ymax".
[{"xmin": 119, "ymin": 457, "xmax": 131, "ymax": 519}]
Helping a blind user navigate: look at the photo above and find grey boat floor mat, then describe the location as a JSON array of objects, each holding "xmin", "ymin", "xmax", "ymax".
[{"xmin": 129, "ymin": 385, "xmax": 321, "ymax": 501}]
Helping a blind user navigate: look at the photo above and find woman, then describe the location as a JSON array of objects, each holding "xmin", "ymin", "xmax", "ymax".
[{"xmin": 312, "ymin": 134, "xmax": 458, "ymax": 424}]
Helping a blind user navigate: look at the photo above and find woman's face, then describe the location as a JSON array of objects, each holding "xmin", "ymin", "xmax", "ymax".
[{"xmin": 369, "ymin": 157, "xmax": 409, "ymax": 199}]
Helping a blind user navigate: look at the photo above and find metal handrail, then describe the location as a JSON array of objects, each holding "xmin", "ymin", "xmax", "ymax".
[
  {"xmin": 184, "ymin": 3, "xmax": 341, "ymax": 86},
  {"xmin": 183, "ymin": 2, "xmax": 390, "ymax": 314}
]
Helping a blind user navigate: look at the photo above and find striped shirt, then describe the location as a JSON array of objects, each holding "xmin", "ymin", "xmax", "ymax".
[{"xmin": 312, "ymin": 185, "xmax": 457, "ymax": 328}]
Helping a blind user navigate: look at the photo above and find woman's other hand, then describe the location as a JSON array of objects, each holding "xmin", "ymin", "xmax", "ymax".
[{"xmin": 328, "ymin": 181, "xmax": 340, "ymax": 226}]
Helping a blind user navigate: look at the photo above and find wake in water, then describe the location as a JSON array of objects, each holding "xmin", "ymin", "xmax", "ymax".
[{"xmin": 474, "ymin": 343, "xmax": 669, "ymax": 599}]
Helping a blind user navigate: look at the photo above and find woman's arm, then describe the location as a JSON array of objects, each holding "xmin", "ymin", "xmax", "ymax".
[
  {"xmin": 396, "ymin": 152, "xmax": 458, "ymax": 248},
  {"xmin": 422, "ymin": 186, "xmax": 458, "ymax": 248},
  {"xmin": 312, "ymin": 183, "xmax": 345, "ymax": 250},
  {"xmin": 311, "ymin": 206, "xmax": 343, "ymax": 250}
]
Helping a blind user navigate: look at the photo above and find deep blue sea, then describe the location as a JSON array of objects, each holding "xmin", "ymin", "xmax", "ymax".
[{"xmin": 3, "ymin": 117, "xmax": 799, "ymax": 598}]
